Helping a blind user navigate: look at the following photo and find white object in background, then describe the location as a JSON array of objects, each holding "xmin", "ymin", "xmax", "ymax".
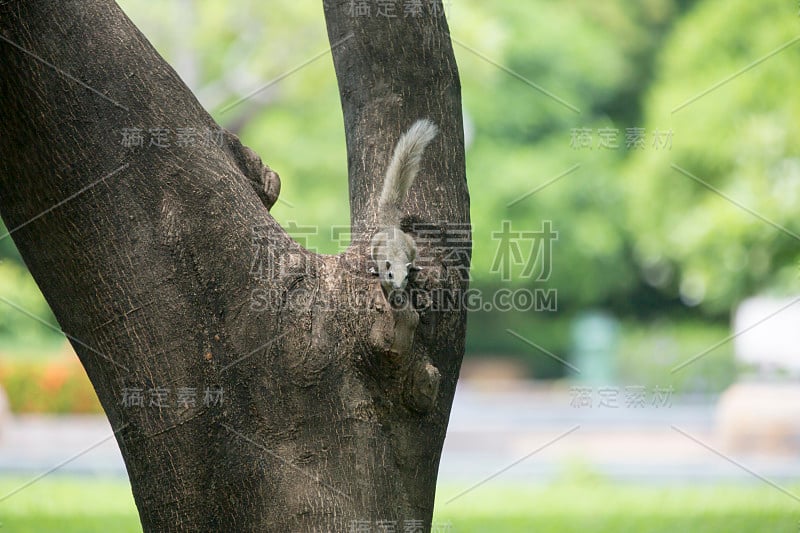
[{"xmin": 733, "ymin": 296, "xmax": 800, "ymax": 373}]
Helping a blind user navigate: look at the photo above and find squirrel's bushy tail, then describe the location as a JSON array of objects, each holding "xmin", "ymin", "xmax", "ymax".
[{"xmin": 379, "ymin": 119, "xmax": 438, "ymax": 224}]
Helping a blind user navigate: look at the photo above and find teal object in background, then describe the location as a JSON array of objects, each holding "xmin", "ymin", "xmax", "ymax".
[{"xmin": 571, "ymin": 311, "xmax": 619, "ymax": 385}]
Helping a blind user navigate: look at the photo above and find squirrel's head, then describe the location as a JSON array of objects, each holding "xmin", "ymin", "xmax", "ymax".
[{"xmin": 383, "ymin": 259, "xmax": 412, "ymax": 291}]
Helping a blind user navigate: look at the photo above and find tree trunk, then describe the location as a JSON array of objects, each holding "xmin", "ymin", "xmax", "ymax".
[{"xmin": 0, "ymin": 1, "xmax": 469, "ymax": 531}]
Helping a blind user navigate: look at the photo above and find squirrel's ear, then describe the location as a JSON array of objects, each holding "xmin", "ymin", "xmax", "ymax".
[
  {"xmin": 408, "ymin": 263, "xmax": 421, "ymax": 272},
  {"xmin": 385, "ymin": 260, "xmax": 391, "ymax": 270}
]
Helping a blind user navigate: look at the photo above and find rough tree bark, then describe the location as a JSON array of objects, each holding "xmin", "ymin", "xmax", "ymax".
[{"xmin": 0, "ymin": 1, "xmax": 469, "ymax": 531}]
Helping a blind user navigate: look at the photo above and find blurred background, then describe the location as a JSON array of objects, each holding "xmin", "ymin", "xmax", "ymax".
[{"xmin": 1, "ymin": 0, "xmax": 799, "ymax": 530}]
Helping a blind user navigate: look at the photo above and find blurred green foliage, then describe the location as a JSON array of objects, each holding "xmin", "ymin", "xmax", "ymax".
[
  {"xmin": 625, "ymin": 0, "xmax": 800, "ymax": 314},
  {"xmin": 616, "ymin": 320, "xmax": 736, "ymax": 393},
  {"xmin": 0, "ymin": 261, "xmax": 62, "ymax": 347},
  {"xmin": 0, "ymin": 0, "xmax": 794, "ymax": 386}
]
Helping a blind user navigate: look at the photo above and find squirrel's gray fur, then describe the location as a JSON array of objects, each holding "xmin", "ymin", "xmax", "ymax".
[{"xmin": 370, "ymin": 119, "xmax": 438, "ymax": 293}]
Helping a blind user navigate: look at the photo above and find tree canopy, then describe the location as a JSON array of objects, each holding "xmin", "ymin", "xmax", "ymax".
[{"xmin": 1, "ymin": 0, "xmax": 794, "ymax": 366}]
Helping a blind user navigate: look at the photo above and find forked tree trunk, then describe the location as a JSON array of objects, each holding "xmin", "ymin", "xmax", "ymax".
[{"xmin": 0, "ymin": 1, "xmax": 469, "ymax": 530}]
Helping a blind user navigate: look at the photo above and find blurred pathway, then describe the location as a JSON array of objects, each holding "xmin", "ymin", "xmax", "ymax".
[
  {"xmin": 440, "ymin": 383, "xmax": 800, "ymax": 484},
  {"xmin": 2, "ymin": 382, "xmax": 800, "ymax": 486}
]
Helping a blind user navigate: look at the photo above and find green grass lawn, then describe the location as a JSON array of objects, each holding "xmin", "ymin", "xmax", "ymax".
[
  {"xmin": 0, "ymin": 476, "xmax": 140, "ymax": 532},
  {"xmin": 0, "ymin": 476, "xmax": 798, "ymax": 531},
  {"xmin": 435, "ymin": 482, "xmax": 800, "ymax": 532}
]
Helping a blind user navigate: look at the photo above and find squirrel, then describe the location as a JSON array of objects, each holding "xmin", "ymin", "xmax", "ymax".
[{"xmin": 370, "ymin": 118, "xmax": 439, "ymax": 296}]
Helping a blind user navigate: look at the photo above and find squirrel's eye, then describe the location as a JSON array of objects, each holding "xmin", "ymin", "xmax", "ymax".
[{"xmin": 387, "ymin": 272, "xmax": 393, "ymax": 279}]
